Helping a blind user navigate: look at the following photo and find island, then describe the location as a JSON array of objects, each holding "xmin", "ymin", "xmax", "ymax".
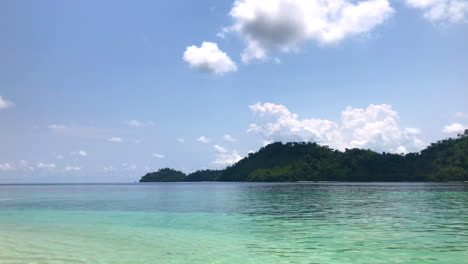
[{"xmin": 140, "ymin": 130, "xmax": 468, "ymax": 182}]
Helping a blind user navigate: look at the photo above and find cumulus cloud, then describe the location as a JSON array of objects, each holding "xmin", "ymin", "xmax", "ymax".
[
  {"xmin": 214, "ymin": 150, "xmax": 242, "ymax": 166},
  {"xmin": 223, "ymin": 134, "xmax": 236, "ymax": 142},
  {"xmin": 214, "ymin": 145, "xmax": 228, "ymax": 153},
  {"xmin": 64, "ymin": 166, "xmax": 80, "ymax": 171},
  {"xmin": 442, "ymin": 123, "xmax": 468, "ymax": 133},
  {"xmin": 0, "ymin": 163, "xmax": 15, "ymax": 171},
  {"xmin": 248, "ymin": 102, "xmax": 426, "ymax": 153},
  {"xmin": 0, "ymin": 96, "xmax": 14, "ymax": 109},
  {"xmin": 197, "ymin": 136, "xmax": 210, "ymax": 143},
  {"xmin": 183, "ymin": 42, "xmax": 237, "ymax": 74},
  {"xmin": 78, "ymin": 150, "xmax": 87, "ymax": 157},
  {"xmin": 405, "ymin": 0, "xmax": 468, "ymax": 23},
  {"xmin": 37, "ymin": 162, "xmax": 56, "ymax": 169},
  {"xmin": 108, "ymin": 137, "xmax": 122, "ymax": 143},
  {"xmin": 152, "ymin": 153, "xmax": 165, "ymax": 159},
  {"xmin": 225, "ymin": 0, "xmax": 394, "ymax": 63},
  {"xmin": 125, "ymin": 120, "xmax": 155, "ymax": 127}
]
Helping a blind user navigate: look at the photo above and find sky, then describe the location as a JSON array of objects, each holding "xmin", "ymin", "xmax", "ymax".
[{"xmin": 0, "ymin": 0, "xmax": 467, "ymax": 183}]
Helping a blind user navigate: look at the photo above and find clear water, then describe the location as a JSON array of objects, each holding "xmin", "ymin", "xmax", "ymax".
[{"xmin": 0, "ymin": 182, "xmax": 467, "ymax": 264}]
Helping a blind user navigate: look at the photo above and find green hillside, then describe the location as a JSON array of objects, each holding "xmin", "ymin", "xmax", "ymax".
[{"xmin": 140, "ymin": 130, "xmax": 468, "ymax": 182}]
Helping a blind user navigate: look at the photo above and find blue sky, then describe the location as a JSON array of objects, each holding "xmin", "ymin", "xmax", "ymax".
[{"xmin": 0, "ymin": 0, "xmax": 467, "ymax": 182}]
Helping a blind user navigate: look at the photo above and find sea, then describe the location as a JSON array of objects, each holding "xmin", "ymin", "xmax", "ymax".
[{"xmin": 0, "ymin": 182, "xmax": 466, "ymax": 263}]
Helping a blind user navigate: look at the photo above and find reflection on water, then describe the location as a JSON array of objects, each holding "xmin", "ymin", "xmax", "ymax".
[{"xmin": 0, "ymin": 182, "xmax": 467, "ymax": 263}]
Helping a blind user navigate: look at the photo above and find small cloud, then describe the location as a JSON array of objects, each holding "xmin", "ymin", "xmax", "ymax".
[
  {"xmin": 274, "ymin": 57, "xmax": 281, "ymax": 64},
  {"xmin": 0, "ymin": 96, "xmax": 14, "ymax": 109},
  {"xmin": 214, "ymin": 145, "xmax": 227, "ymax": 153},
  {"xmin": 37, "ymin": 162, "xmax": 56, "ymax": 169},
  {"xmin": 197, "ymin": 136, "xmax": 210, "ymax": 144},
  {"xmin": 213, "ymin": 150, "xmax": 242, "ymax": 166},
  {"xmin": 0, "ymin": 163, "xmax": 15, "ymax": 171},
  {"xmin": 48, "ymin": 124, "xmax": 67, "ymax": 129},
  {"xmin": 104, "ymin": 166, "xmax": 116, "ymax": 172},
  {"xmin": 223, "ymin": 134, "xmax": 236, "ymax": 142},
  {"xmin": 18, "ymin": 160, "xmax": 34, "ymax": 171},
  {"xmin": 56, "ymin": 155, "xmax": 64, "ymax": 159},
  {"xmin": 108, "ymin": 137, "xmax": 122, "ymax": 143},
  {"xmin": 405, "ymin": 0, "xmax": 468, "ymax": 23},
  {"xmin": 442, "ymin": 123, "xmax": 468, "ymax": 134},
  {"xmin": 78, "ymin": 150, "xmax": 87, "ymax": 157},
  {"xmin": 64, "ymin": 166, "xmax": 80, "ymax": 171},
  {"xmin": 125, "ymin": 120, "xmax": 155, "ymax": 127},
  {"xmin": 405, "ymin": 128, "xmax": 421, "ymax": 135},
  {"xmin": 183, "ymin": 42, "xmax": 237, "ymax": 74},
  {"xmin": 152, "ymin": 153, "xmax": 165, "ymax": 159},
  {"xmin": 177, "ymin": 138, "xmax": 185, "ymax": 143}
]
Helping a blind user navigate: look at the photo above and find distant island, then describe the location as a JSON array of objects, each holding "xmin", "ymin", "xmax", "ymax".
[{"xmin": 140, "ymin": 130, "xmax": 468, "ymax": 182}]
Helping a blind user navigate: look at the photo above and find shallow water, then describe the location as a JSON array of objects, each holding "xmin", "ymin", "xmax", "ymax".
[{"xmin": 0, "ymin": 182, "xmax": 467, "ymax": 263}]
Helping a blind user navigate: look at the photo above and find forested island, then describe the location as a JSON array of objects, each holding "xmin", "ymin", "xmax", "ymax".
[{"xmin": 140, "ymin": 130, "xmax": 468, "ymax": 182}]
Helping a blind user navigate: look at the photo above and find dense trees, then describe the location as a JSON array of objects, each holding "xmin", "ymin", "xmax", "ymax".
[
  {"xmin": 140, "ymin": 130, "xmax": 468, "ymax": 182},
  {"xmin": 184, "ymin": 169, "xmax": 222, "ymax": 182},
  {"xmin": 140, "ymin": 168, "xmax": 186, "ymax": 182}
]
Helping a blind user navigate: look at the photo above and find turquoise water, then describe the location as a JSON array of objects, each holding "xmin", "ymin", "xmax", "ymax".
[{"xmin": 0, "ymin": 183, "xmax": 467, "ymax": 264}]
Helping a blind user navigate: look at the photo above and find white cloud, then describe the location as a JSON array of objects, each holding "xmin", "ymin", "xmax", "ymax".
[
  {"xmin": 183, "ymin": 42, "xmax": 237, "ymax": 74},
  {"xmin": 0, "ymin": 163, "xmax": 15, "ymax": 171},
  {"xmin": 248, "ymin": 102, "xmax": 426, "ymax": 153},
  {"xmin": 64, "ymin": 166, "xmax": 80, "ymax": 171},
  {"xmin": 405, "ymin": 0, "xmax": 468, "ymax": 23},
  {"xmin": 37, "ymin": 162, "xmax": 56, "ymax": 169},
  {"xmin": 213, "ymin": 150, "xmax": 242, "ymax": 166},
  {"xmin": 197, "ymin": 136, "xmax": 210, "ymax": 143},
  {"xmin": 56, "ymin": 155, "xmax": 64, "ymax": 159},
  {"xmin": 48, "ymin": 124, "xmax": 67, "ymax": 129},
  {"xmin": 177, "ymin": 138, "xmax": 185, "ymax": 143},
  {"xmin": 442, "ymin": 123, "xmax": 468, "ymax": 133},
  {"xmin": 226, "ymin": 0, "xmax": 394, "ymax": 63},
  {"xmin": 405, "ymin": 127, "xmax": 422, "ymax": 135},
  {"xmin": 18, "ymin": 160, "xmax": 34, "ymax": 171},
  {"xmin": 0, "ymin": 96, "xmax": 14, "ymax": 109},
  {"xmin": 125, "ymin": 120, "xmax": 155, "ymax": 127},
  {"xmin": 152, "ymin": 153, "xmax": 165, "ymax": 159},
  {"xmin": 78, "ymin": 150, "xmax": 87, "ymax": 157},
  {"xmin": 104, "ymin": 166, "xmax": 116, "ymax": 172},
  {"xmin": 108, "ymin": 137, "xmax": 122, "ymax": 143},
  {"xmin": 223, "ymin": 134, "xmax": 236, "ymax": 142},
  {"xmin": 214, "ymin": 145, "xmax": 228, "ymax": 153}
]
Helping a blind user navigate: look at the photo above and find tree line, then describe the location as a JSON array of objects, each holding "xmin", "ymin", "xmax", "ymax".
[{"xmin": 139, "ymin": 130, "xmax": 468, "ymax": 182}]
